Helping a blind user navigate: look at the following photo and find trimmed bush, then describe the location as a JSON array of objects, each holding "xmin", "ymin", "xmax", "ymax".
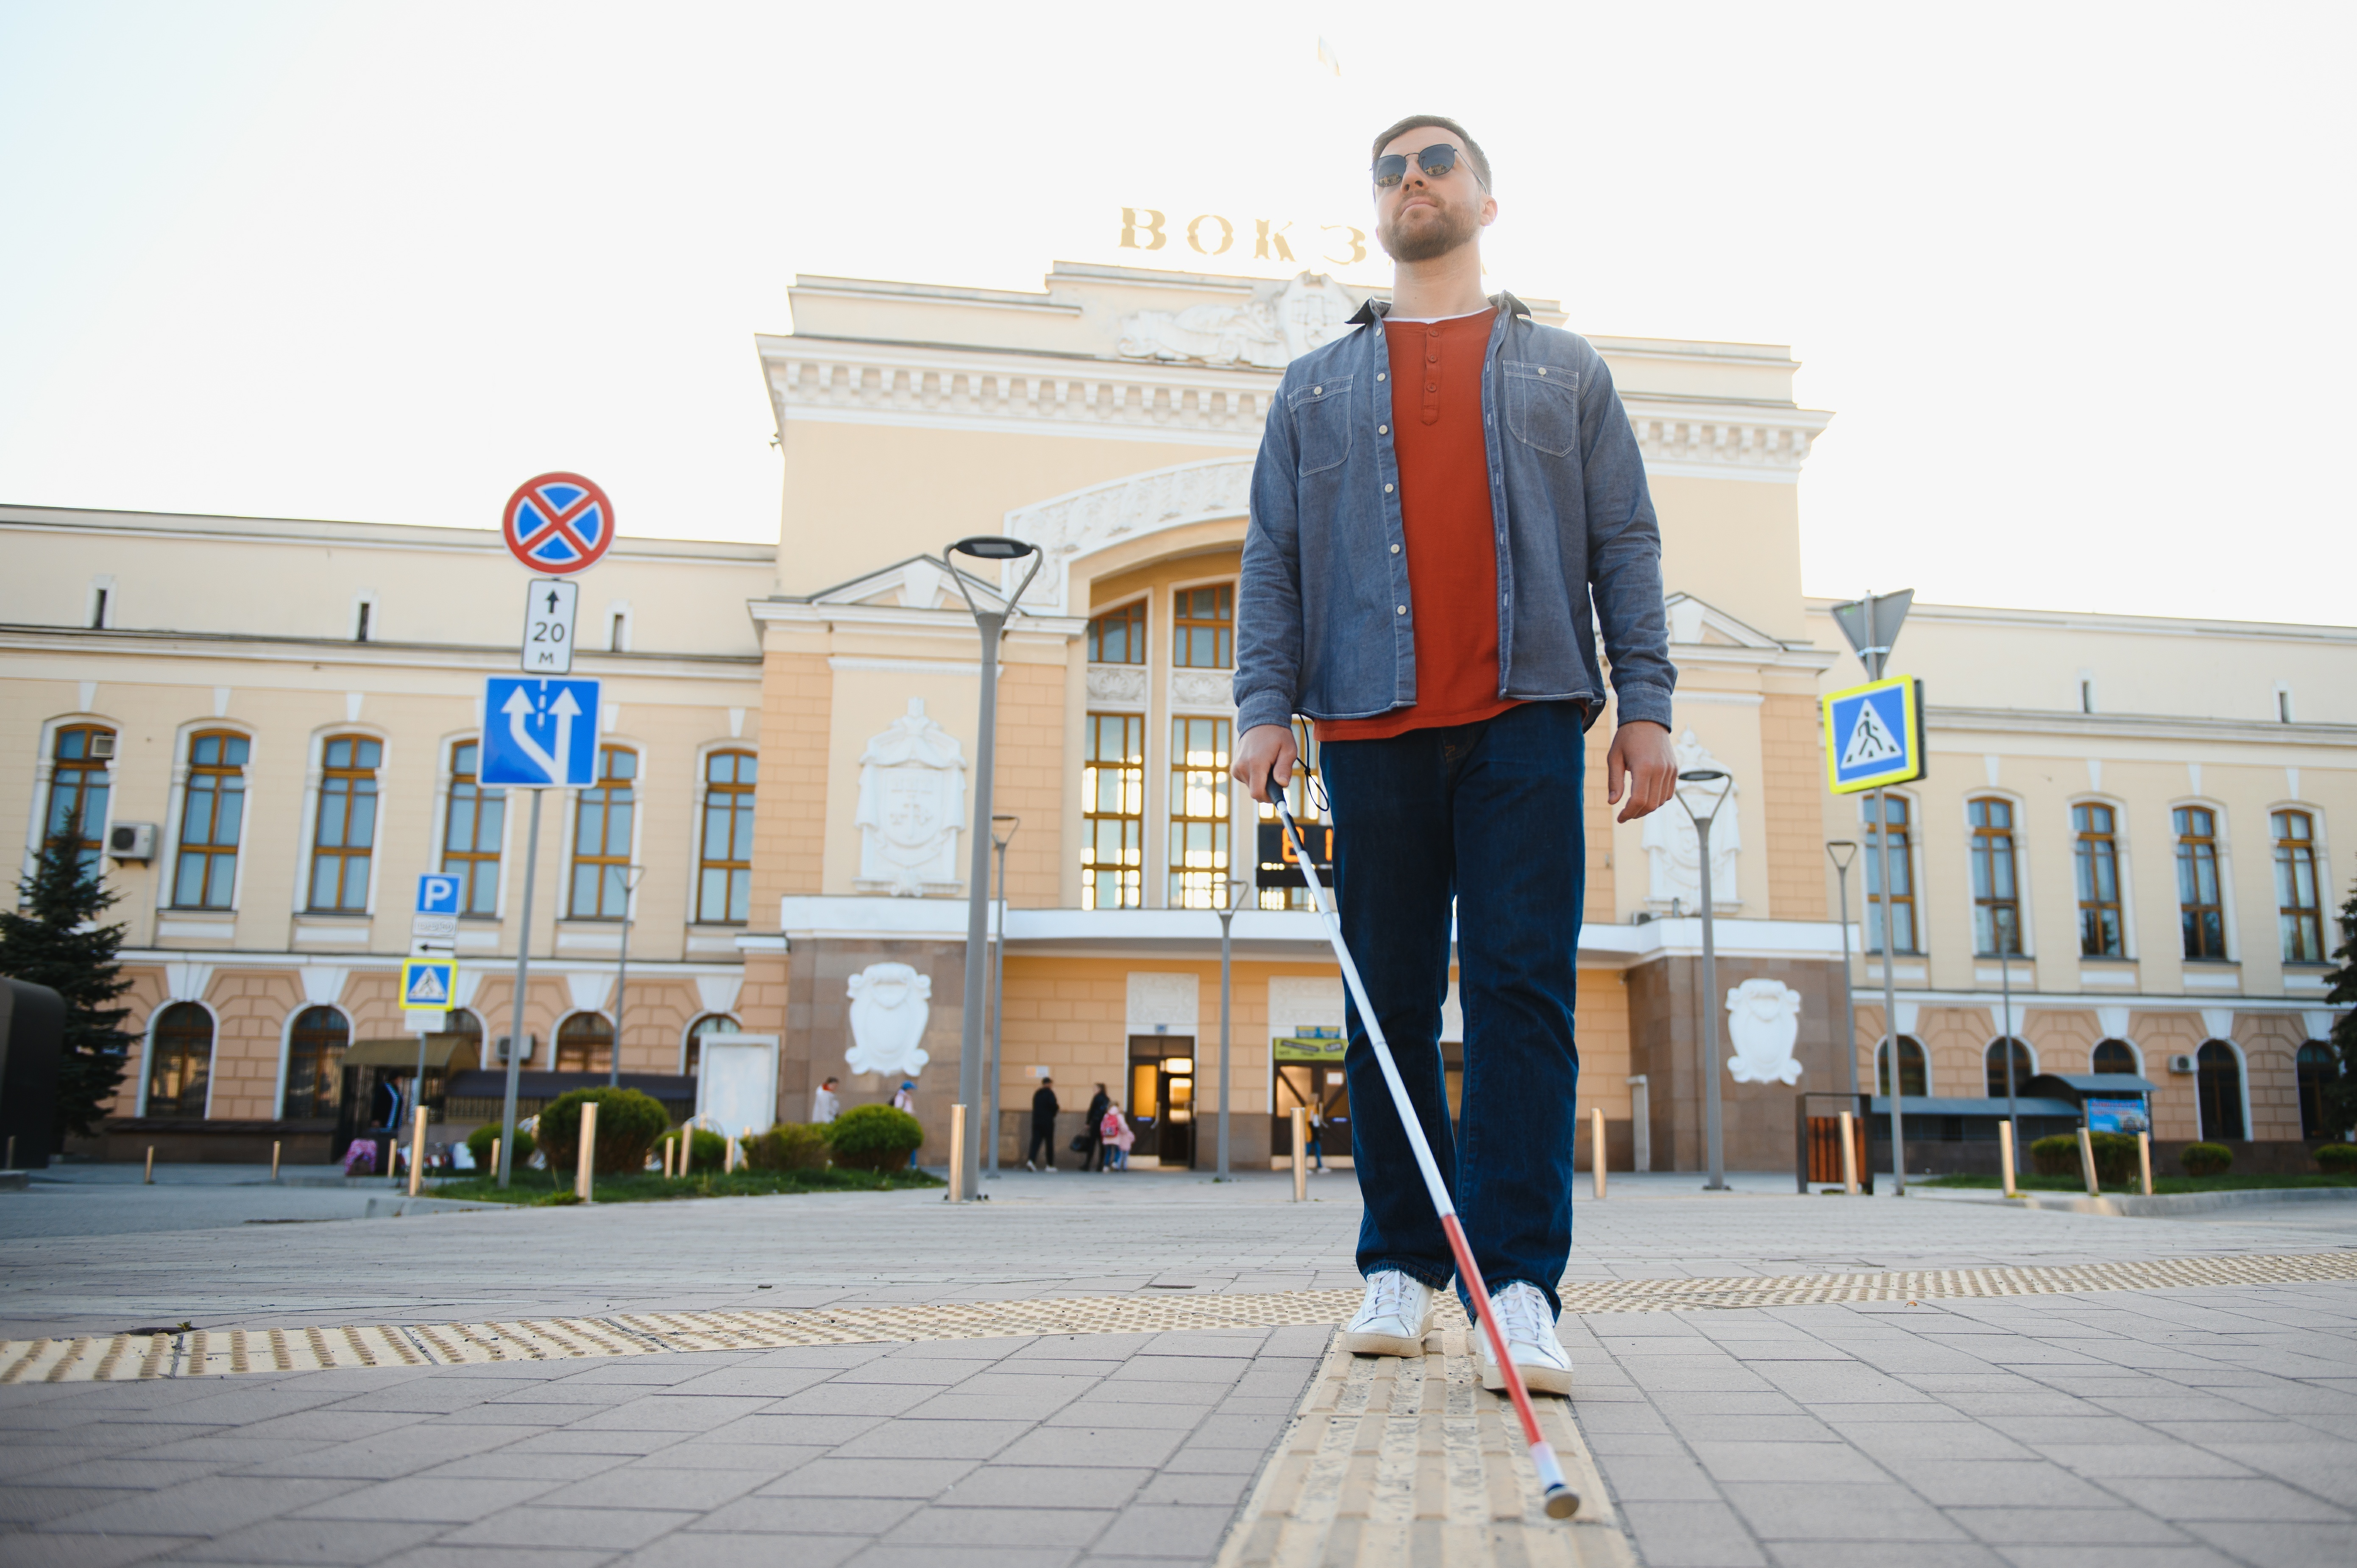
[
  {"xmin": 827, "ymin": 1104, "xmax": 924, "ymax": 1171},
  {"xmin": 660, "ymin": 1128, "xmax": 729, "ymax": 1173},
  {"xmin": 747, "ymin": 1123, "xmax": 832, "ymax": 1172},
  {"xmin": 536, "ymin": 1088, "xmax": 670, "ymax": 1176},
  {"xmin": 464, "ymin": 1124, "xmax": 535, "ymax": 1170},
  {"xmin": 2087, "ymin": 1131, "xmax": 2139, "ymax": 1185},
  {"xmin": 2028, "ymin": 1134, "xmax": 2078, "ymax": 1178},
  {"xmin": 2312, "ymin": 1142, "xmax": 2357, "ymax": 1174},
  {"xmin": 2181, "ymin": 1141, "xmax": 2234, "ymax": 1177}
]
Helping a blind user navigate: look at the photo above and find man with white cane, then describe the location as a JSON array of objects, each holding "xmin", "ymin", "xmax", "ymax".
[{"xmin": 1234, "ymin": 115, "xmax": 1678, "ymax": 1408}]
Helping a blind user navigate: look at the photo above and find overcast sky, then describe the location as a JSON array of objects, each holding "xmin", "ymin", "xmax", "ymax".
[{"xmin": 2, "ymin": 0, "xmax": 2349, "ymax": 626}]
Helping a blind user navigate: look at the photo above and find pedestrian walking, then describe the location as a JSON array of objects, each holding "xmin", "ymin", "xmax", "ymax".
[
  {"xmin": 1084, "ymin": 1082, "xmax": 1112, "ymax": 1170},
  {"xmin": 1101, "ymin": 1100, "xmax": 1134, "ymax": 1171},
  {"xmin": 812, "ymin": 1076, "xmax": 840, "ymax": 1125},
  {"xmin": 891, "ymin": 1081, "xmax": 918, "ymax": 1168},
  {"xmin": 1306, "ymin": 1102, "xmax": 1326, "ymax": 1173},
  {"xmin": 1025, "ymin": 1076, "xmax": 1060, "ymax": 1171},
  {"xmin": 1231, "ymin": 114, "xmax": 1677, "ymax": 1397}
]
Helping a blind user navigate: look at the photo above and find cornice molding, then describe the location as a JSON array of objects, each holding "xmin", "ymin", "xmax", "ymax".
[
  {"xmin": 1927, "ymin": 704, "xmax": 2357, "ymax": 749},
  {"xmin": 0, "ymin": 626, "xmax": 761, "ymax": 678},
  {"xmin": 1623, "ymin": 396, "xmax": 1833, "ymax": 485}
]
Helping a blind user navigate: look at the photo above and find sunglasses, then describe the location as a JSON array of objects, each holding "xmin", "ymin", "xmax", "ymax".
[{"xmin": 1372, "ymin": 143, "xmax": 1479, "ymax": 189}]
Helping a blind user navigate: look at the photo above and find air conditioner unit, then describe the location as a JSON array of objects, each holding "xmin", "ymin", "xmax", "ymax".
[
  {"xmin": 2168, "ymin": 1053, "xmax": 2196, "ymax": 1075},
  {"xmin": 107, "ymin": 822, "xmax": 155, "ymax": 861},
  {"xmin": 89, "ymin": 733, "xmax": 117, "ymax": 760},
  {"xmin": 493, "ymin": 1033, "xmax": 538, "ymax": 1065}
]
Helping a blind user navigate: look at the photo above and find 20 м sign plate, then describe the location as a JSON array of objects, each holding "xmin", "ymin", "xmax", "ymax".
[
  {"xmin": 501, "ymin": 473, "xmax": 614, "ymax": 575},
  {"xmin": 1822, "ymin": 675, "xmax": 1927, "ymax": 795},
  {"xmin": 480, "ymin": 677, "xmax": 601, "ymax": 788}
]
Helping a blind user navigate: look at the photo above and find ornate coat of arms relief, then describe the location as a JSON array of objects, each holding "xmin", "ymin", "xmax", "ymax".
[
  {"xmin": 853, "ymin": 698, "xmax": 968, "ymax": 896},
  {"xmin": 1114, "ymin": 273, "xmax": 1361, "ymax": 368},
  {"xmin": 1725, "ymin": 978, "xmax": 1805, "ymax": 1085},
  {"xmin": 845, "ymin": 961, "xmax": 932, "ymax": 1079}
]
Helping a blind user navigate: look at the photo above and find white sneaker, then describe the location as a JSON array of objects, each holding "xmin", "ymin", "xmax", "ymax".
[
  {"xmin": 1477, "ymin": 1281, "xmax": 1572, "ymax": 1396},
  {"xmin": 1339, "ymin": 1270, "xmax": 1435, "ymax": 1358}
]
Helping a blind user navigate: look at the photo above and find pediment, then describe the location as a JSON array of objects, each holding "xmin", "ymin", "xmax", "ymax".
[
  {"xmin": 797, "ymin": 555, "xmax": 1008, "ymax": 614},
  {"xmin": 1665, "ymin": 593, "xmax": 1782, "ymax": 650}
]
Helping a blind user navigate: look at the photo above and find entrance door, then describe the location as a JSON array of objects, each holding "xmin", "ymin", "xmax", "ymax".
[
  {"xmin": 1273, "ymin": 1063, "xmax": 1351, "ymax": 1155},
  {"xmin": 1128, "ymin": 1036, "xmax": 1195, "ymax": 1166}
]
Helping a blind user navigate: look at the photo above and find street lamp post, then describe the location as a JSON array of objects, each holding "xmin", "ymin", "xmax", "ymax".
[
  {"xmin": 1215, "ymin": 875, "xmax": 1249, "ymax": 1179},
  {"xmin": 946, "ymin": 537, "xmax": 1042, "ymax": 1204},
  {"xmin": 985, "ymin": 815, "xmax": 1017, "ymax": 1176},
  {"xmin": 609, "ymin": 864, "xmax": 645, "ymax": 1088},
  {"xmin": 1676, "ymin": 769, "xmax": 1735, "ymax": 1192},
  {"xmin": 1826, "ymin": 842, "xmax": 1860, "ymax": 1101}
]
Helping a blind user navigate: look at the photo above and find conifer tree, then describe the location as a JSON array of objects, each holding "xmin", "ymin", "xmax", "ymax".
[
  {"xmin": 2323, "ymin": 881, "xmax": 2357, "ymax": 1139},
  {"xmin": 0, "ymin": 817, "xmax": 133, "ymax": 1143}
]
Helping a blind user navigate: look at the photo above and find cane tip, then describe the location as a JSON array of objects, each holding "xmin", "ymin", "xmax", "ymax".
[{"xmin": 1543, "ymin": 1484, "xmax": 1580, "ymax": 1520}]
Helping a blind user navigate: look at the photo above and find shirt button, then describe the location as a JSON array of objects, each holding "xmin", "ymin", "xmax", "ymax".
[
  {"xmin": 1378, "ymin": 424, "xmax": 1388, "ymax": 434},
  {"xmin": 1391, "ymin": 543, "xmax": 1401, "ymax": 554},
  {"xmin": 1396, "ymin": 605, "xmax": 1407, "ymax": 615},
  {"xmin": 1537, "ymin": 368, "xmax": 1547, "ymax": 376},
  {"xmin": 1377, "ymin": 372, "xmax": 1386, "ymax": 381},
  {"xmin": 1426, "ymin": 382, "xmax": 1438, "ymax": 392},
  {"xmin": 1312, "ymin": 385, "xmax": 1322, "ymax": 394},
  {"xmin": 1384, "ymin": 483, "xmax": 1395, "ymax": 493}
]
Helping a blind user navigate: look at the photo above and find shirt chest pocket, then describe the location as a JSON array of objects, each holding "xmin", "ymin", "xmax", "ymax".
[
  {"xmin": 1290, "ymin": 376, "xmax": 1354, "ymax": 476},
  {"xmin": 1503, "ymin": 362, "xmax": 1579, "ymax": 458}
]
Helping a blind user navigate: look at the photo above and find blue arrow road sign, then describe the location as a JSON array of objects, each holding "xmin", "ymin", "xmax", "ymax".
[
  {"xmin": 416, "ymin": 874, "xmax": 462, "ymax": 916},
  {"xmin": 480, "ymin": 677, "xmax": 601, "ymax": 787}
]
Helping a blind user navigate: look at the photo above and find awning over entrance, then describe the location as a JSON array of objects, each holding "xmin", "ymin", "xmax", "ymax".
[{"xmin": 342, "ymin": 1035, "xmax": 482, "ymax": 1072}]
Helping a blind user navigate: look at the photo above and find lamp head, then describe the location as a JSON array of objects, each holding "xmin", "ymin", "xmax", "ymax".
[{"xmin": 949, "ymin": 536, "xmax": 1036, "ymax": 560}]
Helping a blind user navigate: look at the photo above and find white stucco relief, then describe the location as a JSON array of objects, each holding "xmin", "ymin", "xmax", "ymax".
[
  {"xmin": 853, "ymin": 698, "xmax": 967, "ymax": 896},
  {"xmin": 1725, "ymin": 978, "xmax": 1804, "ymax": 1085},
  {"xmin": 1003, "ymin": 458, "xmax": 1253, "ymax": 614},
  {"xmin": 845, "ymin": 961, "xmax": 932, "ymax": 1079},
  {"xmin": 1115, "ymin": 273, "xmax": 1360, "ymax": 369},
  {"xmin": 1086, "ymin": 664, "xmax": 1148, "ymax": 706},
  {"xmin": 1641, "ymin": 731, "xmax": 1741, "ymax": 911}
]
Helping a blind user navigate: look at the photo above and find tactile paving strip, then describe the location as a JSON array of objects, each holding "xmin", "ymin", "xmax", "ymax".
[
  {"xmin": 5, "ymin": 1250, "xmax": 2352, "ymax": 1384},
  {"xmin": 1217, "ymin": 1329, "xmax": 1637, "ymax": 1568}
]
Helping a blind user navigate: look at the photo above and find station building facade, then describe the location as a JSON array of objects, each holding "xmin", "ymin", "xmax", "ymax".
[{"xmin": 3, "ymin": 261, "xmax": 2350, "ymax": 1171}]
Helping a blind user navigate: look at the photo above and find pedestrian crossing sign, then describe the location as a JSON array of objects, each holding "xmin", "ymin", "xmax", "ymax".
[
  {"xmin": 398, "ymin": 958, "xmax": 455, "ymax": 1011},
  {"xmin": 1822, "ymin": 675, "xmax": 1926, "ymax": 794}
]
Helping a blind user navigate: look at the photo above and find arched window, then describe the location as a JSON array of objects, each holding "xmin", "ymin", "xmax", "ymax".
[
  {"xmin": 441, "ymin": 741, "xmax": 504, "ymax": 915},
  {"xmin": 571, "ymin": 746, "xmax": 637, "ymax": 918},
  {"xmin": 554, "ymin": 1012, "xmax": 613, "ymax": 1073},
  {"xmin": 173, "ymin": 732, "xmax": 248, "ymax": 908},
  {"xmin": 284, "ymin": 1006, "xmax": 348, "ymax": 1119},
  {"xmin": 1968, "ymin": 798, "xmax": 2022, "ymax": 955},
  {"xmin": 2297, "ymin": 1042, "xmax": 2337, "ymax": 1139},
  {"xmin": 146, "ymin": 1003, "xmax": 213, "ymax": 1119},
  {"xmin": 697, "ymin": 751, "xmax": 758, "ymax": 924},
  {"xmin": 309, "ymin": 735, "xmax": 382, "ymax": 911},
  {"xmin": 445, "ymin": 1008, "xmax": 483, "ymax": 1044},
  {"xmin": 2273, "ymin": 811, "xmax": 2326, "ymax": 964},
  {"xmin": 2196, "ymin": 1041, "xmax": 2245, "ymax": 1140},
  {"xmin": 2092, "ymin": 1039, "xmax": 2138, "ymax": 1076},
  {"xmin": 46, "ymin": 724, "xmax": 114, "ymax": 877},
  {"xmin": 1985, "ymin": 1038, "xmax": 2034, "ymax": 1099},
  {"xmin": 1082, "ymin": 713, "xmax": 1145, "ymax": 911},
  {"xmin": 1862, "ymin": 795, "xmax": 1916, "ymax": 953},
  {"xmin": 2174, "ymin": 807, "xmax": 2226, "ymax": 959},
  {"xmin": 1168, "ymin": 717, "xmax": 1232, "ymax": 909},
  {"xmin": 684, "ymin": 1013, "xmax": 738, "ymax": 1076},
  {"xmin": 1877, "ymin": 1036, "xmax": 1928, "ymax": 1098},
  {"xmin": 2071, "ymin": 803, "xmax": 2123, "ymax": 958},
  {"xmin": 1086, "ymin": 599, "xmax": 1146, "ymax": 665}
]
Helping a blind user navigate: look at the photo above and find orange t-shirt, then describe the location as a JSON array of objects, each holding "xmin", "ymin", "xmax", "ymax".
[{"xmin": 1318, "ymin": 308, "xmax": 1519, "ymax": 743}]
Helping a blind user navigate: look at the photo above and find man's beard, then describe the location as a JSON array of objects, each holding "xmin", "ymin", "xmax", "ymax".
[{"xmin": 1378, "ymin": 198, "xmax": 1479, "ymax": 263}]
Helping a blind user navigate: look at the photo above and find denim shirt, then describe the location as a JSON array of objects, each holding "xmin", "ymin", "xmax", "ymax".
[{"xmin": 1234, "ymin": 292, "xmax": 1675, "ymax": 737}]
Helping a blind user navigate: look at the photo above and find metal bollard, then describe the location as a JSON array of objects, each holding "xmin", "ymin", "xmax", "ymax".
[
  {"xmin": 1998, "ymin": 1120, "xmax": 2016, "ymax": 1198},
  {"xmin": 1840, "ymin": 1110, "xmax": 1860, "ymax": 1195},
  {"xmin": 4, "ymin": 1135, "xmax": 14, "ymax": 1170},
  {"xmin": 145, "ymin": 1146, "xmax": 154, "ymax": 1184},
  {"xmin": 2138, "ymin": 1131, "xmax": 2154, "ymax": 1197},
  {"xmin": 576, "ymin": 1101, "xmax": 599, "ymax": 1202},
  {"xmin": 1591, "ymin": 1106, "xmax": 1607, "ymax": 1200},
  {"xmin": 270, "ymin": 1140, "xmax": 281, "ymax": 1183},
  {"xmin": 490, "ymin": 1137, "xmax": 501, "ymax": 1183},
  {"xmin": 947, "ymin": 1106, "xmax": 967, "ymax": 1201},
  {"xmin": 1291, "ymin": 1107, "xmax": 1306, "ymax": 1202},
  {"xmin": 408, "ymin": 1107, "xmax": 429, "ymax": 1198},
  {"xmin": 2076, "ymin": 1126, "xmax": 2100, "ymax": 1197}
]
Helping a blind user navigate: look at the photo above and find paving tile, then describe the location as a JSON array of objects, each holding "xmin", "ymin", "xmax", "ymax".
[
  {"xmin": 368, "ymin": 1549, "xmax": 614, "ymax": 1568},
  {"xmin": 1595, "ymin": 1454, "xmax": 1722, "ymax": 1501},
  {"xmin": 39, "ymin": 1478, "xmax": 364, "ymax": 1538},
  {"xmin": 1719, "ymin": 1481, "xmax": 1965, "ymax": 1542},
  {"xmin": 1687, "ymin": 1440, "xmax": 1890, "ymax": 1484},
  {"xmin": 284, "ymin": 1476, "xmax": 563, "ymax": 1525},
  {"xmin": 532, "ymin": 1465, "xmax": 768, "ymax": 1511},
  {"xmin": 2100, "ymin": 1475, "xmax": 2353, "ymax": 1521},
  {"xmin": 1949, "ymin": 1505, "xmax": 2194, "ymax": 1545},
  {"xmin": 0, "ymin": 1534, "xmax": 198, "ymax": 1568},
  {"xmin": 753, "ymin": 1457, "xmax": 977, "ymax": 1498},
  {"xmin": 614, "ymin": 1535, "xmax": 864, "ymax": 1568},
  {"xmin": 1620, "ymin": 1498, "xmax": 1772, "ymax": 1567},
  {"xmin": 689, "ymin": 1493, "xmax": 920, "ymax": 1534},
  {"xmin": 827, "ymin": 1418, "xmax": 1032, "ymax": 1460},
  {"xmin": 944, "ymin": 1465, "xmax": 1153, "ymax": 1509},
  {"xmin": 0, "ymin": 1485, "xmax": 154, "ymax": 1523},
  {"xmin": 437, "ymin": 1504, "xmax": 695, "ymax": 1549},
  {"xmin": 2177, "ymin": 1519, "xmax": 2357, "ymax": 1565},
  {"xmin": 1765, "ymin": 1545, "xmax": 2006, "ymax": 1568},
  {"xmin": 1129, "ymin": 1471, "xmax": 1251, "ymax": 1508},
  {"xmin": 1992, "ymin": 1549, "xmax": 2238, "ymax": 1568},
  {"xmin": 164, "ymin": 1518, "xmax": 445, "ymax": 1564},
  {"xmin": 882, "ymin": 1504, "xmax": 1115, "ymax": 1546},
  {"xmin": 1881, "ymin": 1459, "xmax": 2117, "ymax": 1507},
  {"xmin": 995, "ymin": 1426, "xmax": 1189, "ymax": 1468},
  {"xmin": 838, "ymin": 1547, "xmax": 1078, "ymax": 1568}
]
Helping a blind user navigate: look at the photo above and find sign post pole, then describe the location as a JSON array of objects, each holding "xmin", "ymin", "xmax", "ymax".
[
  {"xmin": 497, "ymin": 789, "xmax": 541, "ymax": 1189},
  {"xmin": 1873, "ymin": 784, "xmax": 1905, "ymax": 1195}
]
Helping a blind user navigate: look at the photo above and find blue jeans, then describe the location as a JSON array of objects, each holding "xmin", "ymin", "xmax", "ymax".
[{"xmin": 1321, "ymin": 699, "xmax": 1585, "ymax": 1315}]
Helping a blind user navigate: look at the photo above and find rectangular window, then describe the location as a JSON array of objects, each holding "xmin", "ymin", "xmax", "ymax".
[
  {"xmin": 570, "ymin": 746, "xmax": 637, "ymax": 917},
  {"xmin": 1167, "ymin": 716, "xmax": 1231, "ymax": 908},
  {"xmin": 2273, "ymin": 809, "xmax": 2326, "ymax": 963},
  {"xmin": 46, "ymin": 724, "xmax": 114, "ymax": 878},
  {"xmin": 308, "ymin": 735, "xmax": 381, "ymax": 911},
  {"xmin": 2072, "ymin": 802, "xmax": 2123, "ymax": 958},
  {"xmin": 1172, "ymin": 585, "xmax": 1234, "ymax": 670},
  {"xmin": 698, "ymin": 751, "xmax": 758, "ymax": 924},
  {"xmin": 1968, "ymin": 797, "xmax": 2022, "ymax": 955},
  {"xmin": 172, "ymin": 732, "xmax": 248, "ymax": 908},
  {"xmin": 1862, "ymin": 795, "xmax": 1916, "ymax": 954},
  {"xmin": 1087, "ymin": 601, "xmax": 1147, "ymax": 665},
  {"xmin": 1083, "ymin": 713, "xmax": 1146, "ymax": 910},
  {"xmin": 2174, "ymin": 805, "xmax": 2227, "ymax": 960},
  {"xmin": 440, "ymin": 741, "xmax": 504, "ymax": 916}
]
